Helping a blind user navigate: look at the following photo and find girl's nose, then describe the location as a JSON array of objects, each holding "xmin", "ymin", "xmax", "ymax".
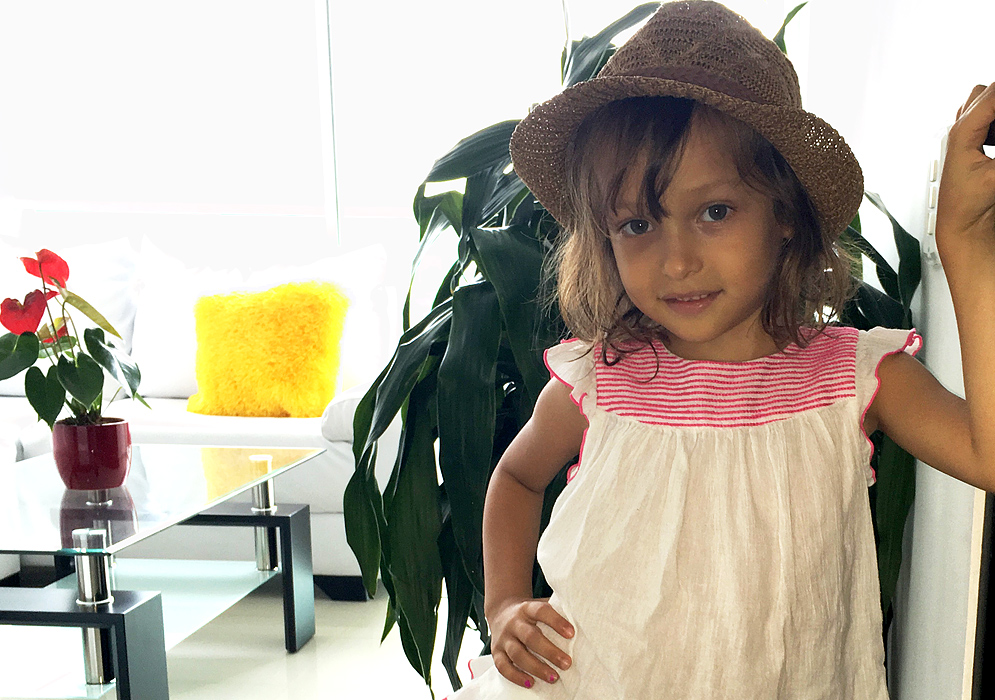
[{"xmin": 660, "ymin": 229, "xmax": 702, "ymax": 280}]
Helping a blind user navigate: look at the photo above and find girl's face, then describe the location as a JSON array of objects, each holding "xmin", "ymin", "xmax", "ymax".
[{"xmin": 608, "ymin": 117, "xmax": 791, "ymax": 362}]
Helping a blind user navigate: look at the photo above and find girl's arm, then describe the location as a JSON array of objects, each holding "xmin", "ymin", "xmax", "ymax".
[
  {"xmin": 865, "ymin": 82, "xmax": 995, "ymax": 492},
  {"xmin": 483, "ymin": 376, "xmax": 587, "ymax": 688}
]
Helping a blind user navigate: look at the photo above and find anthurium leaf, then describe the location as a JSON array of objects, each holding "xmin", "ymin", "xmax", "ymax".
[
  {"xmin": 873, "ymin": 433, "xmax": 916, "ymax": 616},
  {"xmin": 25, "ymin": 365, "xmax": 65, "ymax": 428},
  {"xmin": 0, "ymin": 332, "xmax": 39, "ymax": 381},
  {"xmin": 470, "ymin": 224, "xmax": 562, "ymax": 405},
  {"xmin": 63, "ymin": 291, "xmax": 122, "ymax": 339},
  {"xmin": 382, "ymin": 597, "xmax": 398, "ymax": 643},
  {"xmin": 57, "ymin": 353, "xmax": 103, "ymax": 410},
  {"xmin": 440, "ymin": 518, "xmax": 474, "ymax": 691},
  {"xmin": 383, "ymin": 376, "xmax": 443, "ymax": 687},
  {"xmin": 426, "ymin": 121, "xmax": 519, "ymax": 183},
  {"xmin": 773, "ymin": 2, "xmax": 807, "ymax": 54},
  {"xmin": 83, "ymin": 328, "xmax": 141, "ymax": 397},
  {"xmin": 865, "ymin": 191, "xmax": 922, "ymax": 318},
  {"xmin": 437, "ymin": 282, "xmax": 502, "ymax": 592},
  {"xmin": 561, "ymin": 3, "xmax": 657, "ymax": 86}
]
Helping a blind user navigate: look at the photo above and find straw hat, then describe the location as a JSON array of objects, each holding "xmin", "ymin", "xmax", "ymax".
[{"xmin": 510, "ymin": 0, "xmax": 863, "ymax": 239}]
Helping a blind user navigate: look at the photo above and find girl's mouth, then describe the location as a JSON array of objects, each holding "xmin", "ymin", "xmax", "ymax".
[{"xmin": 663, "ymin": 291, "xmax": 720, "ymax": 314}]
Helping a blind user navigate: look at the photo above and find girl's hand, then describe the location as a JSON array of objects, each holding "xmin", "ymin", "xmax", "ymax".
[
  {"xmin": 936, "ymin": 82, "xmax": 995, "ymax": 254},
  {"xmin": 489, "ymin": 596, "xmax": 574, "ymax": 689}
]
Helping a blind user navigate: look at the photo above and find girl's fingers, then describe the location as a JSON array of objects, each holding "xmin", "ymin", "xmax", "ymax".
[
  {"xmin": 519, "ymin": 622, "xmax": 571, "ymax": 673},
  {"xmin": 532, "ymin": 603, "xmax": 576, "ymax": 641},
  {"xmin": 952, "ymin": 82, "xmax": 995, "ymax": 150},
  {"xmin": 493, "ymin": 649, "xmax": 537, "ymax": 689},
  {"xmin": 506, "ymin": 637, "xmax": 562, "ymax": 685}
]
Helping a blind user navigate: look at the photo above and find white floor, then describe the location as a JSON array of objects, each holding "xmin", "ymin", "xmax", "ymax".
[
  {"xmin": 1, "ymin": 578, "xmax": 482, "ymax": 700},
  {"xmin": 167, "ymin": 579, "xmax": 479, "ymax": 700}
]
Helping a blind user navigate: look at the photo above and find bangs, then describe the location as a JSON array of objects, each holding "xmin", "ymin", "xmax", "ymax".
[
  {"xmin": 566, "ymin": 97, "xmax": 791, "ymax": 233},
  {"xmin": 567, "ymin": 97, "xmax": 695, "ymax": 232}
]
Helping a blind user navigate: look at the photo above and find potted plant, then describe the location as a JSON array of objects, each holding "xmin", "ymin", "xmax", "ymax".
[
  {"xmin": 0, "ymin": 248, "xmax": 147, "ymax": 490},
  {"xmin": 345, "ymin": 3, "xmax": 920, "ymax": 692}
]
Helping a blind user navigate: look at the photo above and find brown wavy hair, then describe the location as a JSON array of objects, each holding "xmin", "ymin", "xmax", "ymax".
[{"xmin": 549, "ymin": 96, "xmax": 854, "ymax": 360}]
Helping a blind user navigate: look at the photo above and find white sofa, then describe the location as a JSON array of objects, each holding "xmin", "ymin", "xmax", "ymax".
[{"xmin": 0, "ymin": 236, "xmax": 399, "ymax": 598}]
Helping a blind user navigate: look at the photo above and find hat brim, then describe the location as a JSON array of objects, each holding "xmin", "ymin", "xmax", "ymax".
[{"xmin": 510, "ymin": 76, "xmax": 863, "ymax": 239}]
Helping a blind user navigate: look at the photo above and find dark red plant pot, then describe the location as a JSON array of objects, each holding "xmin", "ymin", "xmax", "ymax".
[{"xmin": 52, "ymin": 418, "xmax": 132, "ymax": 490}]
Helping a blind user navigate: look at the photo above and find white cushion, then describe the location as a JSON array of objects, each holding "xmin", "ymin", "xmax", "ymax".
[{"xmin": 128, "ymin": 237, "xmax": 244, "ymax": 399}]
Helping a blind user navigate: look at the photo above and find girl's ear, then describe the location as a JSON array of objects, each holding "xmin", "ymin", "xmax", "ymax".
[{"xmin": 780, "ymin": 223, "xmax": 794, "ymax": 242}]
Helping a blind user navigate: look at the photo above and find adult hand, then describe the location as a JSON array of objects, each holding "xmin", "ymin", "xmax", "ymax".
[{"xmin": 488, "ymin": 596, "xmax": 574, "ymax": 689}]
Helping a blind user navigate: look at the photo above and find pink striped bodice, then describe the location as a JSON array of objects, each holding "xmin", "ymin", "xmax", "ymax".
[{"xmin": 595, "ymin": 327, "xmax": 859, "ymax": 428}]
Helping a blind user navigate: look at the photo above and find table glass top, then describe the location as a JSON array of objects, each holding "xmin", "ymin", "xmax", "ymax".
[{"xmin": 0, "ymin": 444, "xmax": 322, "ymax": 556}]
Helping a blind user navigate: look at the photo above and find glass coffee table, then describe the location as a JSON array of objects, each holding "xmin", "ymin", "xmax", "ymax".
[{"xmin": 0, "ymin": 443, "xmax": 324, "ymax": 700}]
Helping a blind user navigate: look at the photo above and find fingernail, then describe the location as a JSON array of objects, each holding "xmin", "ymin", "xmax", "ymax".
[
  {"xmin": 524, "ymin": 679, "xmax": 532, "ymax": 689},
  {"xmin": 549, "ymin": 673, "xmax": 558, "ymax": 683}
]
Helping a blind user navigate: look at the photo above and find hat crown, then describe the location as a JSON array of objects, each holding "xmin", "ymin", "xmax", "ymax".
[{"xmin": 600, "ymin": 1, "xmax": 801, "ymax": 108}]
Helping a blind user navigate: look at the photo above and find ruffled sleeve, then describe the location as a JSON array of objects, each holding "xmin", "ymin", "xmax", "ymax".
[
  {"xmin": 544, "ymin": 339, "xmax": 597, "ymax": 417},
  {"xmin": 856, "ymin": 327, "xmax": 923, "ymax": 484}
]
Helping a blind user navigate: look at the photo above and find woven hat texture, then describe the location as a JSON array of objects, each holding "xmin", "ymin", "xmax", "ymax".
[{"xmin": 510, "ymin": 0, "xmax": 863, "ymax": 239}]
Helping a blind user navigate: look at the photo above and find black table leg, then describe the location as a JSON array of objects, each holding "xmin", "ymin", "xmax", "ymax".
[
  {"xmin": 185, "ymin": 502, "xmax": 315, "ymax": 652},
  {"xmin": 279, "ymin": 503, "xmax": 315, "ymax": 652},
  {"xmin": 0, "ymin": 588, "xmax": 168, "ymax": 699}
]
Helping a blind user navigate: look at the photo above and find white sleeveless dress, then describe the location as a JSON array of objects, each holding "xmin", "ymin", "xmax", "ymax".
[{"xmin": 445, "ymin": 326, "xmax": 920, "ymax": 700}]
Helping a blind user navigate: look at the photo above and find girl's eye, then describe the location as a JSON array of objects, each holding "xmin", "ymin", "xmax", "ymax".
[
  {"xmin": 620, "ymin": 219, "xmax": 651, "ymax": 236},
  {"xmin": 702, "ymin": 204, "xmax": 730, "ymax": 222}
]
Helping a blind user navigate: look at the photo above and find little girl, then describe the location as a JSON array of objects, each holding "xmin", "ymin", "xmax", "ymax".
[{"xmin": 446, "ymin": 2, "xmax": 995, "ymax": 698}]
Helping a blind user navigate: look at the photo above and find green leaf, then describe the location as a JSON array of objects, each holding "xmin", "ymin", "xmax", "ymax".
[
  {"xmin": 440, "ymin": 518, "xmax": 474, "ymax": 691},
  {"xmin": 840, "ymin": 225, "xmax": 899, "ymax": 300},
  {"xmin": 426, "ymin": 121, "xmax": 519, "ymax": 183},
  {"xmin": 25, "ymin": 365, "xmax": 65, "ymax": 428},
  {"xmin": 344, "ymin": 464, "xmax": 386, "ymax": 598},
  {"xmin": 470, "ymin": 224, "xmax": 560, "ymax": 405},
  {"xmin": 865, "ymin": 191, "xmax": 922, "ymax": 323},
  {"xmin": 0, "ymin": 332, "xmax": 40, "ymax": 381},
  {"xmin": 561, "ymin": 3, "xmax": 658, "ymax": 86},
  {"xmin": 873, "ymin": 434, "xmax": 916, "ymax": 617},
  {"xmin": 843, "ymin": 282, "xmax": 905, "ymax": 330},
  {"xmin": 63, "ymin": 291, "xmax": 122, "ymax": 339},
  {"xmin": 354, "ymin": 299, "xmax": 454, "ymax": 467},
  {"xmin": 384, "ymin": 376, "xmax": 444, "ymax": 686},
  {"xmin": 83, "ymin": 328, "xmax": 141, "ymax": 397},
  {"xmin": 57, "ymin": 353, "xmax": 103, "ymax": 410},
  {"xmin": 437, "ymin": 282, "xmax": 502, "ymax": 592},
  {"xmin": 773, "ymin": 2, "xmax": 808, "ymax": 54},
  {"xmin": 346, "ymin": 301, "xmax": 453, "ymax": 597}
]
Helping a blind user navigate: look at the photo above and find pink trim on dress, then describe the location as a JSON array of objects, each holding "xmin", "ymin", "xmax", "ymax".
[
  {"xmin": 594, "ymin": 328, "xmax": 860, "ymax": 428},
  {"xmin": 544, "ymin": 340, "xmax": 590, "ymax": 484},
  {"xmin": 860, "ymin": 329, "xmax": 923, "ymax": 478},
  {"xmin": 468, "ymin": 658, "xmax": 475, "ymax": 681}
]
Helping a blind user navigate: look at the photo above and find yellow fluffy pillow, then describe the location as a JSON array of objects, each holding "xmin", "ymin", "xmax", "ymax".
[{"xmin": 187, "ymin": 281, "xmax": 349, "ymax": 417}]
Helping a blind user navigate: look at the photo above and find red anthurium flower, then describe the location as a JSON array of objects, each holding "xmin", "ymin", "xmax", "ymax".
[
  {"xmin": 0, "ymin": 289, "xmax": 56, "ymax": 335},
  {"xmin": 20, "ymin": 249, "xmax": 70, "ymax": 288}
]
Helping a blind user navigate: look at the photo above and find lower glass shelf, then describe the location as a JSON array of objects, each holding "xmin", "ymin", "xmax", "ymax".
[{"xmin": 0, "ymin": 558, "xmax": 278, "ymax": 699}]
